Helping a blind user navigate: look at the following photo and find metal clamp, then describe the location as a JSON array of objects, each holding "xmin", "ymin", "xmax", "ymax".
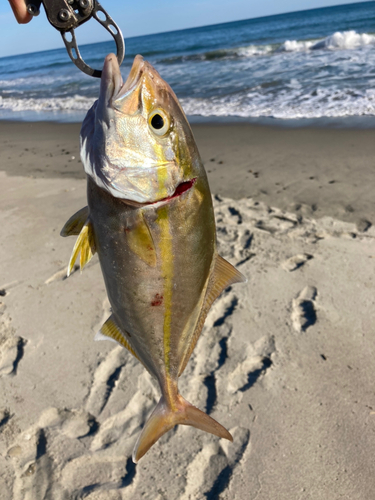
[{"xmin": 26, "ymin": 0, "xmax": 124, "ymax": 77}]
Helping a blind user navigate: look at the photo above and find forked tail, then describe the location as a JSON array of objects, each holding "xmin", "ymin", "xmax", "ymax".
[{"xmin": 132, "ymin": 393, "xmax": 232, "ymax": 463}]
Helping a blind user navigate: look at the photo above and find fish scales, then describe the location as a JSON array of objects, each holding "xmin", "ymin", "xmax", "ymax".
[
  {"xmin": 87, "ymin": 174, "xmax": 213, "ymax": 381},
  {"xmin": 62, "ymin": 53, "xmax": 246, "ymax": 462}
]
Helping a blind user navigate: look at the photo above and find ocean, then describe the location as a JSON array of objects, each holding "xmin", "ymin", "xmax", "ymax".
[{"xmin": 0, "ymin": 1, "xmax": 374, "ymax": 124}]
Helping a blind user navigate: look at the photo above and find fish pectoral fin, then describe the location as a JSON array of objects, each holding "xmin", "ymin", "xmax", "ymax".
[
  {"xmin": 178, "ymin": 254, "xmax": 246, "ymax": 376},
  {"xmin": 132, "ymin": 393, "xmax": 232, "ymax": 463},
  {"xmin": 67, "ymin": 218, "xmax": 96, "ymax": 276},
  {"xmin": 98, "ymin": 315, "xmax": 141, "ymax": 362},
  {"xmin": 60, "ymin": 206, "xmax": 89, "ymax": 237}
]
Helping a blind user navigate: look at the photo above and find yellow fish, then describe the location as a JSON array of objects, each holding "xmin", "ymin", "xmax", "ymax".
[{"xmin": 61, "ymin": 54, "xmax": 245, "ymax": 462}]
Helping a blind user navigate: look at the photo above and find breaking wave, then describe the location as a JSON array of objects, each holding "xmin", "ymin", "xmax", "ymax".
[
  {"xmin": 180, "ymin": 87, "xmax": 375, "ymax": 120},
  {"xmin": 0, "ymin": 2, "xmax": 374, "ymax": 125},
  {"xmin": 0, "ymin": 95, "xmax": 96, "ymax": 112},
  {"xmin": 281, "ymin": 30, "xmax": 375, "ymax": 52},
  {"xmin": 1, "ymin": 87, "xmax": 374, "ymax": 121},
  {"xmin": 159, "ymin": 45, "xmax": 274, "ymax": 63},
  {"xmin": 159, "ymin": 30, "xmax": 375, "ymax": 63}
]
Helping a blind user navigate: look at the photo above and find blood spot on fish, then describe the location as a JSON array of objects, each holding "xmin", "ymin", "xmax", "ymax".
[{"xmin": 151, "ymin": 293, "xmax": 163, "ymax": 306}]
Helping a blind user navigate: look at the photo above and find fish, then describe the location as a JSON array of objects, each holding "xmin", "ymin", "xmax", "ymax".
[{"xmin": 61, "ymin": 53, "xmax": 246, "ymax": 462}]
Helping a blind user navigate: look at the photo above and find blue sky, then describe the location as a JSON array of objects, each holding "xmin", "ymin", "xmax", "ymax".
[{"xmin": 0, "ymin": 0, "xmax": 369, "ymax": 58}]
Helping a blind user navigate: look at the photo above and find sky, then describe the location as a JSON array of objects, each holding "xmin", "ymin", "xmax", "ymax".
[{"xmin": 0, "ymin": 0, "xmax": 370, "ymax": 58}]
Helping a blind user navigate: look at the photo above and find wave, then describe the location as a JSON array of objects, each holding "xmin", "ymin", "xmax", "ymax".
[
  {"xmin": 158, "ymin": 45, "xmax": 274, "ymax": 64},
  {"xmin": 0, "ymin": 95, "xmax": 96, "ymax": 112},
  {"xmin": 1, "ymin": 86, "xmax": 374, "ymax": 120},
  {"xmin": 0, "ymin": 74, "xmax": 75, "ymax": 89},
  {"xmin": 180, "ymin": 87, "xmax": 375, "ymax": 120},
  {"xmin": 159, "ymin": 30, "xmax": 375, "ymax": 64},
  {"xmin": 281, "ymin": 30, "xmax": 375, "ymax": 52}
]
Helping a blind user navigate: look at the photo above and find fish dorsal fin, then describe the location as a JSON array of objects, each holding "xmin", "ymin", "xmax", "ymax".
[
  {"xmin": 97, "ymin": 315, "xmax": 141, "ymax": 363},
  {"xmin": 67, "ymin": 218, "xmax": 96, "ymax": 277},
  {"xmin": 60, "ymin": 206, "xmax": 89, "ymax": 237},
  {"xmin": 178, "ymin": 254, "xmax": 246, "ymax": 376}
]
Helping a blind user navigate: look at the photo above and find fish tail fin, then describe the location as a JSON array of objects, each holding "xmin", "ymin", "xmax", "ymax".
[{"xmin": 132, "ymin": 394, "xmax": 232, "ymax": 463}]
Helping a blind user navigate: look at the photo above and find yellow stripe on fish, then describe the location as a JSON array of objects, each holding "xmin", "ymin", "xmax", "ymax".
[
  {"xmin": 156, "ymin": 205, "xmax": 175, "ymax": 406},
  {"xmin": 154, "ymin": 142, "xmax": 169, "ymax": 198}
]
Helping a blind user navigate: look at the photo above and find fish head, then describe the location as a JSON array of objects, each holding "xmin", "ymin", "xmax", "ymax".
[{"xmin": 81, "ymin": 53, "xmax": 201, "ymax": 204}]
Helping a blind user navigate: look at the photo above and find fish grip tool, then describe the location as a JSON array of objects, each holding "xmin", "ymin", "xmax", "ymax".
[{"xmin": 25, "ymin": 0, "xmax": 124, "ymax": 77}]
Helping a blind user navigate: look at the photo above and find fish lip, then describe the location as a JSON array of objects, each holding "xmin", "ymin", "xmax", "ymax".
[
  {"xmin": 101, "ymin": 53, "xmax": 147, "ymax": 107},
  {"xmin": 114, "ymin": 55, "xmax": 145, "ymax": 102},
  {"xmin": 121, "ymin": 178, "xmax": 197, "ymax": 208},
  {"xmin": 100, "ymin": 53, "xmax": 123, "ymax": 103},
  {"xmin": 100, "ymin": 54, "xmax": 146, "ymax": 106},
  {"xmin": 150, "ymin": 177, "xmax": 197, "ymax": 204}
]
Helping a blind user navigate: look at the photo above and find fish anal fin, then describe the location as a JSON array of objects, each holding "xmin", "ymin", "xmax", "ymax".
[
  {"xmin": 67, "ymin": 219, "xmax": 96, "ymax": 276},
  {"xmin": 213, "ymin": 254, "xmax": 247, "ymax": 289},
  {"xmin": 178, "ymin": 254, "xmax": 246, "ymax": 376},
  {"xmin": 132, "ymin": 393, "xmax": 232, "ymax": 463},
  {"xmin": 61, "ymin": 206, "xmax": 89, "ymax": 237},
  {"xmin": 94, "ymin": 330, "xmax": 117, "ymax": 344},
  {"xmin": 99, "ymin": 315, "xmax": 141, "ymax": 362}
]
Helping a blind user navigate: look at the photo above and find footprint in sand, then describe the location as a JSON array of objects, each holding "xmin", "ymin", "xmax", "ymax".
[
  {"xmin": 181, "ymin": 426, "xmax": 250, "ymax": 500},
  {"xmin": 38, "ymin": 407, "xmax": 96, "ymax": 439},
  {"xmin": 227, "ymin": 335, "xmax": 275, "ymax": 394},
  {"xmin": 0, "ymin": 408, "xmax": 10, "ymax": 427},
  {"xmin": 281, "ymin": 253, "xmax": 313, "ymax": 272},
  {"xmin": 84, "ymin": 345, "xmax": 128, "ymax": 417},
  {"xmin": 6, "ymin": 406, "xmax": 131, "ymax": 500},
  {"xmin": 291, "ymin": 285, "xmax": 318, "ymax": 332},
  {"xmin": 0, "ymin": 309, "xmax": 26, "ymax": 377},
  {"xmin": 0, "ymin": 336, "xmax": 25, "ymax": 377},
  {"xmin": 5, "ymin": 337, "xmax": 141, "ymax": 500},
  {"xmin": 7, "ymin": 427, "xmax": 52, "ymax": 500},
  {"xmin": 60, "ymin": 455, "xmax": 128, "ymax": 495}
]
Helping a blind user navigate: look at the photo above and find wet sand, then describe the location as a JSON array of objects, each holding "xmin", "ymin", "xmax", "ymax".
[
  {"xmin": 1, "ymin": 120, "xmax": 374, "ymax": 226},
  {"xmin": 0, "ymin": 120, "xmax": 374, "ymax": 499}
]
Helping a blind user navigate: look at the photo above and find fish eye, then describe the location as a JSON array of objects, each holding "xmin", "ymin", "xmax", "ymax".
[{"xmin": 148, "ymin": 109, "xmax": 170, "ymax": 136}]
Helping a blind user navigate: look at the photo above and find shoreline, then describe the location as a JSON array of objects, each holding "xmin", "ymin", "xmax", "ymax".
[
  {"xmin": 1, "ymin": 119, "xmax": 374, "ymax": 227},
  {"xmin": 1, "ymin": 114, "xmax": 375, "ymax": 129}
]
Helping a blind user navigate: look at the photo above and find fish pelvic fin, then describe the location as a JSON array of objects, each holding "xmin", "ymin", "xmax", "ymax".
[
  {"xmin": 60, "ymin": 206, "xmax": 89, "ymax": 237},
  {"xmin": 178, "ymin": 254, "xmax": 246, "ymax": 376},
  {"xmin": 132, "ymin": 393, "xmax": 232, "ymax": 463},
  {"xmin": 97, "ymin": 315, "xmax": 142, "ymax": 364},
  {"xmin": 66, "ymin": 218, "xmax": 96, "ymax": 277}
]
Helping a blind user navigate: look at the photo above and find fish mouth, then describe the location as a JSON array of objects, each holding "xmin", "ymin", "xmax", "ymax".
[
  {"xmin": 153, "ymin": 177, "xmax": 197, "ymax": 204},
  {"xmin": 121, "ymin": 178, "xmax": 197, "ymax": 208},
  {"xmin": 101, "ymin": 53, "xmax": 154, "ymax": 106}
]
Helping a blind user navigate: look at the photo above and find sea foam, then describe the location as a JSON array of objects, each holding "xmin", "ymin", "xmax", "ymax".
[
  {"xmin": 0, "ymin": 95, "xmax": 96, "ymax": 112},
  {"xmin": 282, "ymin": 30, "xmax": 375, "ymax": 53},
  {"xmin": 181, "ymin": 87, "xmax": 375, "ymax": 120},
  {"xmin": 158, "ymin": 30, "xmax": 375, "ymax": 63}
]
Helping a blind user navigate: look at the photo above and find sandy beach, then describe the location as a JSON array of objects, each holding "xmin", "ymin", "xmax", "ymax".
[
  {"xmin": 0, "ymin": 120, "xmax": 374, "ymax": 499},
  {"xmin": 1, "ymin": 120, "xmax": 374, "ymax": 225}
]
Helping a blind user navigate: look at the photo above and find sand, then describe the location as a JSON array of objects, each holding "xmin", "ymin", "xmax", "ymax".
[
  {"xmin": 1, "ymin": 120, "xmax": 374, "ymax": 226},
  {"xmin": 0, "ymin": 120, "xmax": 374, "ymax": 499}
]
